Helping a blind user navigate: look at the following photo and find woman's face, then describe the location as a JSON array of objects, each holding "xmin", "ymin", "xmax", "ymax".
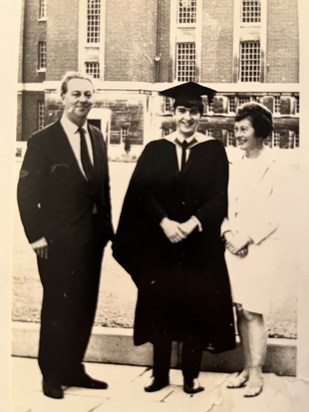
[
  {"xmin": 174, "ymin": 106, "xmax": 201, "ymax": 138},
  {"xmin": 234, "ymin": 117, "xmax": 262, "ymax": 153}
]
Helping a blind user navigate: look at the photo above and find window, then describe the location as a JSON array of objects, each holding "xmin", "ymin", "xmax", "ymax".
[
  {"xmin": 273, "ymin": 131, "xmax": 280, "ymax": 148},
  {"xmin": 228, "ymin": 96, "xmax": 237, "ymax": 113},
  {"xmin": 207, "ymin": 100, "xmax": 214, "ymax": 113},
  {"xmin": 241, "ymin": 0, "xmax": 261, "ymax": 23},
  {"xmin": 163, "ymin": 97, "xmax": 172, "ymax": 113},
  {"xmin": 240, "ymin": 41, "xmax": 260, "ymax": 82},
  {"xmin": 178, "ymin": 0, "xmax": 197, "ymax": 24},
  {"xmin": 38, "ymin": 41, "xmax": 46, "ymax": 70},
  {"xmin": 120, "ymin": 126, "xmax": 128, "ymax": 143},
  {"xmin": 274, "ymin": 96, "xmax": 281, "ymax": 114},
  {"xmin": 295, "ymin": 133, "xmax": 299, "ymax": 148},
  {"xmin": 205, "ymin": 129, "xmax": 214, "ymax": 137},
  {"xmin": 39, "ymin": 0, "xmax": 47, "ymax": 19},
  {"xmin": 87, "ymin": 0, "xmax": 101, "ymax": 43},
  {"xmin": 238, "ymin": 96, "xmax": 250, "ymax": 106},
  {"xmin": 227, "ymin": 130, "xmax": 236, "ymax": 147},
  {"xmin": 85, "ymin": 62, "xmax": 100, "ymax": 78},
  {"xmin": 176, "ymin": 42, "xmax": 196, "ymax": 81},
  {"xmin": 38, "ymin": 101, "xmax": 45, "ymax": 130},
  {"xmin": 295, "ymin": 95, "xmax": 299, "ymax": 114}
]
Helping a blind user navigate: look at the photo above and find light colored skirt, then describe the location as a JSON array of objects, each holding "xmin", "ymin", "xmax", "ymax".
[{"xmin": 225, "ymin": 238, "xmax": 280, "ymax": 315}]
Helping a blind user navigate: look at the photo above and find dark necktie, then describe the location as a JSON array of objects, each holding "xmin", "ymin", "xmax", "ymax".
[
  {"xmin": 78, "ymin": 127, "xmax": 94, "ymax": 181},
  {"xmin": 175, "ymin": 138, "xmax": 197, "ymax": 171}
]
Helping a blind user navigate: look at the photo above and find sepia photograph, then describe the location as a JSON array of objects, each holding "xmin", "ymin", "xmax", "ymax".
[{"xmin": 1, "ymin": 0, "xmax": 309, "ymax": 411}]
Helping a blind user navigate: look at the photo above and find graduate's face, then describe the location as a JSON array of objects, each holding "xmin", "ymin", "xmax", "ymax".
[
  {"xmin": 234, "ymin": 117, "xmax": 263, "ymax": 154},
  {"xmin": 62, "ymin": 78, "xmax": 94, "ymax": 126},
  {"xmin": 173, "ymin": 105, "xmax": 201, "ymax": 138}
]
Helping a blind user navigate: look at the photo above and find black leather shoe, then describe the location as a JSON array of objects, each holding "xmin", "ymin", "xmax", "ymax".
[
  {"xmin": 42, "ymin": 380, "xmax": 64, "ymax": 399},
  {"xmin": 183, "ymin": 379, "xmax": 205, "ymax": 394},
  {"xmin": 63, "ymin": 373, "xmax": 108, "ymax": 389},
  {"xmin": 144, "ymin": 377, "xmax": 169, "ymax": 392}
]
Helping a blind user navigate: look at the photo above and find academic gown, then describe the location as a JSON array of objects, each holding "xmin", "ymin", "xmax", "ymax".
[{"xmin": 113, "ymin": 135, "xmax": 236, "ymax": 353}]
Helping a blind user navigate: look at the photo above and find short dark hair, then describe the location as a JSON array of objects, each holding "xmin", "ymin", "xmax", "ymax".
[
  {"xmin": 235, "ymin": 102, "xmax": 273, "ymax": 139},
  {"xmin": 60, "ymin": 71, "xmax": 95, "ymax": 95},
  {"xmin": 173, "ymin": 97, "xmax": 204, "ymax": 116}
]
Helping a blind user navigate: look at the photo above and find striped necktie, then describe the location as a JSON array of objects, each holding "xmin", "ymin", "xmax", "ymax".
[{"xmin": 175, "ymin": 138, "xmax": 197, "ymax": 171}]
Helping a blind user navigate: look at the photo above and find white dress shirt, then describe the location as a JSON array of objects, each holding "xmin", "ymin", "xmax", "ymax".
[{"xmin": 60, "ymin": 115, "xmax": 94, "ymax": 177}]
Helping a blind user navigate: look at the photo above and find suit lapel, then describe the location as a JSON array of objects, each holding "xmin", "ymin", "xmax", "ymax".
[
  {"xmin": 52, "ymin": 120, "xmax": 87, "ymax": 181},
  {"xmin": 88, "ymin": 124, "xmax": 106, "ymax": 182}
]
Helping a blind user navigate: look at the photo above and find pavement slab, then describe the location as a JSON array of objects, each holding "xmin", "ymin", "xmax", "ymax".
[{"xmin": 11, "ymin": 357, "xmax": 309, "ymax": 412}]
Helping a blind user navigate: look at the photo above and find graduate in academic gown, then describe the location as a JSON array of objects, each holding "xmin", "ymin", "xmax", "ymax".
[{"xmin": 113, "ymin": 82, "xmax": 236, "ymax": 394}]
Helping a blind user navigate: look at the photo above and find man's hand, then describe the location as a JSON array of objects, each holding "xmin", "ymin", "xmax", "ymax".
[
  {"xmin": 178, "ymin": 217, "xmax": 198, "ymax": 237},
  {"xmin": 31, "ymin": 237, "xmax": 49, "ymax": 259},
  {"xmin": 160, "ymin": 217, "xmax": 187, "ymax": 243}
]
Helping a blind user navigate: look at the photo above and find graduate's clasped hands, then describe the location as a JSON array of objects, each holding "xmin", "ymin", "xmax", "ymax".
[{"xmin": 160, "ymin": 217, "xmax": 197, "ymax": 243}]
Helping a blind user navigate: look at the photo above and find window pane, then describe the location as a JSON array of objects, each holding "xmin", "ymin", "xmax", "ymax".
[
  {"xmin": 38, "ymin": 101, "xmax": 45, "ymax": 129},
  {"xmin": 87, "ymin": 0, "xmax": 101, "ymax": 43},
  {"xmin": 85, "ymin": 62, "xmax": 100, "ymax": 78},
  {"xmin": 38, "ymin": 42, "xmax": 46, "ymax": 69},
  {"xmin": 176, "ymin": 42, "xmax": 196, "ymax": 81},
  {"xmin": 242, "ymin": 0, "xmax": 261, "ymax": 23},
  {"xmin": 178, "ymin": 0, "xmax": 197, "ymax": 24},
  {"xmin": 240, "ymin": 41, "xmax": 260, "ymax": 82},
  {"xmin": 39, "ymin": 0, "xmax": 47, "ymax": 19}
]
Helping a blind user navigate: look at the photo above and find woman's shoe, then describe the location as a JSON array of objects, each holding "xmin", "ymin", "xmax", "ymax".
[
  {"xmin": 243, "ymin": 377, "xmax": 263, "ymax": 397},
  {"xmin": 226, "ymin": 371, "xmax": 249, "ymax": 388}
]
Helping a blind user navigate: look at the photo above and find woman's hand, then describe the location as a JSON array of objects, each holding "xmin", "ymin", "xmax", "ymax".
[
  {"xmin": 160, "ymin": 217, "xmax": 187, "ymax": 243},
  {"xmin": 224, "ymin": 231, "xmax": 252, "ymax": 255}
]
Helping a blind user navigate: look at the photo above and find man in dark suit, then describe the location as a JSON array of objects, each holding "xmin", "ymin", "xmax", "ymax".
[{"xmin": 17, "ymin": 72, "xmax": 114, "ymax": 399}]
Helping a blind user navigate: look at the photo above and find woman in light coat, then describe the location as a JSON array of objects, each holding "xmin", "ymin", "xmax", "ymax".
[{"xmin": 222, "ymin": 102, "xmax": 285, "ymax": 397}]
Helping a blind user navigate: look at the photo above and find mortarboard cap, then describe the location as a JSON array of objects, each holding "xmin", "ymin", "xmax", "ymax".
[{"xmin": 159, "ymin": 81, "xmax": 216, "ymax": 103}]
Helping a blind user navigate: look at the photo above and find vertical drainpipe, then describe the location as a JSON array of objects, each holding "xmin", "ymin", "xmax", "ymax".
[{"xmin": 154, "ymin": 0, "xmax": 162, "ymax": 83}]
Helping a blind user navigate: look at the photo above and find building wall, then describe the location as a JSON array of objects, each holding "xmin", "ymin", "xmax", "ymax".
[
  {"xmin": 46, "ymin": 0, "xmax": 79, "ymax": 80},
  {"xmin": 104, "ymin": 0, "xmax": 158, "ymax": 82},
  {"xmin": 201, "ymin": 0, "xmax": 234, "ymax": 82},
  {"xmin": 20, "ymin": 91, "xmax": 45, "ymax": 141},
  {"xmin": 266, "ymin": 0, "xmax": 299, "ymax": 83},
  {"xmin": 22, "ymin": 0, "xmax": 47, "ymax": 83}
]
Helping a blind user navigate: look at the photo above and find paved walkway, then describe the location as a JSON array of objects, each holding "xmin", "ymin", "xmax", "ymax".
[{"xmin": 11, "ymin": 356, "xmax": 308, "ymax": 412}]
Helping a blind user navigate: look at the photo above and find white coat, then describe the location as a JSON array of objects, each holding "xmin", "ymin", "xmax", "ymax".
[{"xmin": 222, "ymin": 147, "xmax": 287, "ymax": 314}]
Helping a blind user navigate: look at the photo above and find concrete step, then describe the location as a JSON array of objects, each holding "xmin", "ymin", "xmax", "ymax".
[{"xmin": 11, "ymin": 321, "xmax": 297, "ymax": 376}]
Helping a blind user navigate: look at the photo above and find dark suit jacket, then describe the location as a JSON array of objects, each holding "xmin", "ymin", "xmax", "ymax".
[{"xmin": 17, "ymin": 119, "xmax": 114, "ymax": 245}]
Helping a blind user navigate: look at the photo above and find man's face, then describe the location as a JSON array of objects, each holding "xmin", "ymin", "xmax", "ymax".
[
  {"xmin": 173, "ymin": 105, "xmax": 201, "ymax": 138},
  {"xmin": 62, "ymin": 78, "xmax": 94, "ymax": 125}
]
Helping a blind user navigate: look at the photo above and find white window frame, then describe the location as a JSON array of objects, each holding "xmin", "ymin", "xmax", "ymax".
[
  {"xmin": 79, "ymin": 0, "xmax": 106, "ymax": 80},
  {"xmin": 176, "ymin": 42, "xmax": 196, "ymax": 82},
  {"xmin": 170, "ymin": 0, "xmax": 202, "ymax": 82},
  {"xmin": 233, "ymin": 0, "xmax": 266, "ymax": 83},
  {"xmin": 177, "ymin": 0, "xmax": 197, "ymax": 25},
  {"xmin": 241, "ymin": 0, "xmax": 261, "ymax": 24},
  {"xmin": 38, "ymin": 41, "xmax": 47, "ymax": 71},
  {"xmin": 38, "ymin": 0, "xmax": 47, "ymax": 20},
  {"xmin": 240, "ymin": 40, "xmax": 261, "ymax": 82},
  {"xmin": 85, "ymin": 61, "xmax": 100, "ymax": 79},
  {"xmin": 38, "ymin": 101, "xmax": 45, "ymax": 130}
]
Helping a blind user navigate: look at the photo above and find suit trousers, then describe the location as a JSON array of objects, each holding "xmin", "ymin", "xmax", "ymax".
[
  {"xmin": 152, "ymin": 335, "xmax": 203, "ymax": 383},
  {"xmin": 37, "ymin": 214, "xmax": 105, "ymax": 383}
]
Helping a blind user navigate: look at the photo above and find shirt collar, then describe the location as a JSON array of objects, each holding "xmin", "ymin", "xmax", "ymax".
[
  {"xmin": 165, "ymin": 131, "xmax": 214, "ymax": 146},
  {"xmin": 61, "ymin": 115, "xmax": 88, "ymax": 136}
]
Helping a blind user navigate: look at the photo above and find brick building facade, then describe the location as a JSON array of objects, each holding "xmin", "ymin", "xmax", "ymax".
[{"xmin": 17, "ymin": 0, "xmax": 299, "ymax": 159}]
